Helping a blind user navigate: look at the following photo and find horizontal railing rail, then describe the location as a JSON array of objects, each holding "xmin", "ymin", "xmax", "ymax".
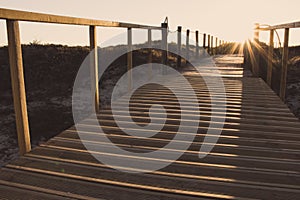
[{"xmin": 0, "ymin": 8, "xmax": 161, "ymax": 29}]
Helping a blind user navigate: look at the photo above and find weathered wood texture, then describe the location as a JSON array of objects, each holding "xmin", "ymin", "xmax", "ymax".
[
  {"xmin": 6, "ymin": 20, "xmax": 31, "ymax": 155},
  {"xmin": 0, "ymin": 8, "xmax": 161, "ymax": 29},
  {"xmin": 1, "ymin": 55, "xmax": 299, "ymax": 200},
  {"xmin": 89, "ymin": 25, "xmax": 99, "ymax": 112}
]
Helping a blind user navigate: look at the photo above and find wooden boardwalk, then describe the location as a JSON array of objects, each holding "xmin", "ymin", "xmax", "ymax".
[{"xmin": 1, "ymin": 55, "xmax": 300, "ymax": 200}]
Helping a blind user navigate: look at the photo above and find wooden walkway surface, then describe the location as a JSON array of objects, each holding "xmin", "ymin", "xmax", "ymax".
[{"xmin": 1, "ymin": 55, "xmax": 300, "ymax": 199}]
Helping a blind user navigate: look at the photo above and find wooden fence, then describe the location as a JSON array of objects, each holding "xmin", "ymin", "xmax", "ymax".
[
  {"xmin": 246, "ymin": 21, "xmax": 300, "ymax": 100},
  {"xmin": 0, "ymin": 8, "xmax": 225, "ymax": 155}
]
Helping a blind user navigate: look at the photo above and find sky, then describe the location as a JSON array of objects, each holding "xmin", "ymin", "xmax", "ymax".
[{"xmin": 0, "ymin": 0, "xmax": 300, "ymax": 47}]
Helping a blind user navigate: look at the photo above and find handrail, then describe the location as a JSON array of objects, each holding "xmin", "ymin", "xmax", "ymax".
[
  {"xmin": 0, "ymin": 8, "xmax": 161, "ymax": 29},
  {"xmin": 257, "ymin": 21, "xmax": 300, "ymax": 31}
]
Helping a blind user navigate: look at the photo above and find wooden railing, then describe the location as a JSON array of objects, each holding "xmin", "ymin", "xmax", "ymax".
[
  {"xmin": 0, "ymin": 8, "xmax": 163, "ymax": 155},
  {"xmin": 246, "ymin": 21, "xmax": 300, "ymax": 100},
  {"xmin": 0, "ymin": 8, "xmax": 225, "ymax": 155}
]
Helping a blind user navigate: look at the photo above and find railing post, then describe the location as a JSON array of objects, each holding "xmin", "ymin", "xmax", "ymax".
[
  {"xmin": 6, "ymin": 20, "xmax": 31, "ymax": 155},
  {"xmin": 207, "ymin": 34, "xmax": 210, "ymax": 54},
  {"xmin": 161, "ymin": 23, "xmax": 168, "ymax": 74},
  {"xmin": 215, "ymin": 37, "xmax": 218, "ymax": 55},
  {"xmin": 280, "ymin": 28, "xmax": 290, "ymax": 100},
  {"xmin": 186, "ymin": 29, "xmax": 190, "ymax": 62},
  {"xmin": 203, "ymin": 33, "xmax": 206, "ymax": 49},
  {"xmin": 177, "ymin": 26, "xmax": 182, "ymax": 67},
  {"xmin": 127, "ymin": 27, "xmax": 133, "ymax": 90},
  {"xmin": 211, "ymin": 36, "xmax": 214, "ymax": 55},
  {"xmin": 195, "ymin": 30, "xmax": 199, "ymax": 59},
  {"xmin": 267, "ymin": 29, "xmax": 274, "ymax": 86},
  {"xmin": 89, "ymin": 25, "xmax": 100, "ymax": 113},
  {"xmin": 148, "ymin": 29, "xmax": 153, "ymax": 79},
  {"xmin": 253, "ymin": 23, "xmax": 260, "ymax": 76}
]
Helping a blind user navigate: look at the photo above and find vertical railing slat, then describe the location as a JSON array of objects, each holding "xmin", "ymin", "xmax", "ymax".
[
  {"xmin": 89, "ymin": 25, "xmax": 99, "ymax": 113},
  {"xmin": 253, "ymin": 23, "xmax": 260, "ymax": 76},
  {"xmin": 6, "ymin": 20, "xmax": 31, "ymax": 155},
  {"xmin": 280, "ymin": 28, "xmax": 290, "ymax": 100},
  {"xmin": 127, "ymin": 27, "xmax": 133, "ymax": 91},
  {"xmin": 203, "ymin": 33, "xmax": 206, "ymax": 50},
  {"xmin": 267, "ymin": 29, "xmax": 274, "ymax": 86},
  {"xmin": 177, "ymin": 26, "xmax": 182, "ymax": 67},
  {"xmin": 148, "ymin": 29, "xmax": 152, "ymax": 79},
  {"xmin": 195, "ymin": 30, "xmax": 199, "ymax": 58},
  {"xmin": 207, "ymin": 34, "xmax": 210, "ymax": 54},
  {"xmin": 186, "ymin": 29, "xmax": 190, "ymax": 62},
  {"xmin": 161, "ymin": 23, "xmax": 168, "ymax": 74}
]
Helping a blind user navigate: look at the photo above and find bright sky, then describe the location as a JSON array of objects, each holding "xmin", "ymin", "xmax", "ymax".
[{"xmin": 0, "ymin": 0, "xmax": 300, "ymax": 46}]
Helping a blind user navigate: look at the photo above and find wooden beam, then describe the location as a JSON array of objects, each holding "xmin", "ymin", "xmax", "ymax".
[
  {"xmin": 207, "ymin": 34, "xmax": 210, "ymax": 54},
  {"xmin": 203, "ymin": 33, "xmax": 206, "ymax": 49},
  {"xmin": 258, "ymin": 21, "xmax": 300, "ymax": 31},
  {"xmin": 280, "ymin": 28, "xmax": 290, "ymax": 101},
  {"xmin": 0, "ymin": 8, "xmax": 161, "ymax": 29},
  {"xmin": 127, "ymin": 27, "xmax": 133, "ymax": 91},
  {"xmin": 195, "ymin": 30, "xmax": 199, "ymax": 58},
  {"xmin": 211, "ymin": 36, "xmax": 214, "ymax": 55},
  {"xmin": 6, "ymin": 20, "xmax": 31, "ymax": 155},
  {"xmin": 186, "ymin": 29, "xmax": 190, "ymax": 61},
  {"xmin": 215, "ymin": 37, "xmax": 218, "ymax": 54},
  {"xmin": 148, "ymin": 29, "xmax": 153, "ymax": 79},
  {"xmin": 161, "ymin": 23, "xmax": 168, "ymax": 74},
  {"xmin": 177, "ymin": 26, "xmax": 182, "ymax": 67},
  {"xmin": 267, "ymin": 29, "xmax": 274, "ymax": 86},
  {"xmin": 253, "ymin": 23, "xmax": 260, "ymax": 76},
  {"xmin": 89, "ymin": 25, "xmax": 99, "ymax": 113}
]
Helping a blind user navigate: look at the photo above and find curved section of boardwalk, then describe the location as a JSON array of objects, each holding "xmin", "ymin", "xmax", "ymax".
[{"xmin": 0, "ymin": 55, "xmax": 300, "ymax": 199}]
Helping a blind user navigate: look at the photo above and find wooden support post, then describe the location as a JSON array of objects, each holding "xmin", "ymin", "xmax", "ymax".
[
  {"xmin": 161, "ymin": 23, "xmax": 168, "ymax": 74},
  {"xmin": 127, "ymin": 27, "xmax": 133, "ymax": 90},
  {"xmin": 6, "ymin": 20, "xmax": 31, "ymax": 155},
  {"xmin": 253, "ymin": 23, "xmax": 260, "ymax": 76},
  {"xmin": 148, "ymin": 29, "xmax": 153, "ymax": 79},
  {"xmin": 195, "ymin": 30, "xmax": 199, "ymax": 59},
  {"xmin": 215, "ymin": 37, "xmax": 218, "ymax": 54},
  {"xmin": 89, "ymin": 25, "xmax": 99, "ymax": 113},
  {"xmin": 211, "ymin": 36, "xmax": 214, "ymax": 55},
  {"xmin": 186, "ymin": 29, "xmax": 190, "ymax": 62},
  {"xmin": 280, "ymin": 28, "xmax": 290, "ymax": 100},
  {"xmin": 177, "ymin": 26, "xmax": 182, "ymax": 67},
  {"xmin": 207, "ymin": 34, "xmax": 210, "ymax": 54},
  {"xmin": 267, "ymin": 29, "xmax": 274, "ymax": 86},
  {"xmin": 203, "ymin": 33, "xmax": 206, "ymax": 49}
]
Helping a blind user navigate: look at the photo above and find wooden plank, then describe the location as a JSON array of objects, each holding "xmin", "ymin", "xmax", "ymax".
[
  {"xmin": 89, "ymin": 25, "xmax": 99, "ymax": 113},
  {"xmin": 279, "ymin": 28, "xmax": 289, "ymax": 100},
  {"xmin": 0, "ymin": 8, "xmax": 161, "ymax": 29},
  {"xmin": 6, "ymin": 20, "xmax": 31, "ymax": 155},
  {"xmin": 267, "ymin": 29, "xmax": 274, "ymax": 86},
  {"xmin": 28, "ymin": 146, "xmax": 300, "ymax": 189},
  {"xmin": 6, "ymin": 157, "xmax": 300, "ymax": 199},
  {"xmin": 148, "ymin": 29, "xmax": 153, "ymax": 79}
]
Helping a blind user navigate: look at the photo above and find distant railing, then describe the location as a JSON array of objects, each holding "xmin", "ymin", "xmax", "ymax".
[
  {"xmin": 0, "ymin": 8, "xmax": 225, "ymax": 155},
  {"xmin": 245, "ymin": 21, "xmax": 300, "ymax": 100}
]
